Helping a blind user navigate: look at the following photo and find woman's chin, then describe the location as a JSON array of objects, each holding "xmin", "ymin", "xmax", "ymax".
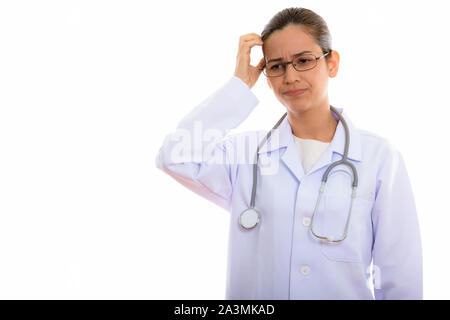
[{"xmin": 284, "ymin": 101, "xmax": 312, "ymax": 115}]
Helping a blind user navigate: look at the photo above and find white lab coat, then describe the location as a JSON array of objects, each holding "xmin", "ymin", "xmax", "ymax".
[{"xmin": 155, "ymin": 75, "xmax": 423, "ymax": 299}]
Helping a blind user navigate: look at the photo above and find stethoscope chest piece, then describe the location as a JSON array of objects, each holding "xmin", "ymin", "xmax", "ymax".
[{"xmin": 239, "ymin": 208, "xmax": 260, "ymax": 229}]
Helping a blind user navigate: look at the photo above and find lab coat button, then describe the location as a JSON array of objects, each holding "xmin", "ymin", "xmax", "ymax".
[
  {"xmin": 300, "ymin": 265, "xmax": 310, "ymax": 275},
  {"xmin": 302, "ymin": 217, "xmax": 311, "ymax": 227}
]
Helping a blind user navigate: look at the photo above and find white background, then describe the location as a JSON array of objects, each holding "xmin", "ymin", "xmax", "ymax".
[{"xmin": 0, "ymin": 0, "xmax": 448, "ymax": 299}]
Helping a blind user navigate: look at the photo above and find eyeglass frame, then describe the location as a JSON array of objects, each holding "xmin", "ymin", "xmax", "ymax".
[{"xmin": 259, "ymin": 50, "xmax": 332, "ymax": 77}]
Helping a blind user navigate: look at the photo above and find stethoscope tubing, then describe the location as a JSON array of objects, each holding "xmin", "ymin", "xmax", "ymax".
[{"xmin": 242, "ymin": 105, "xmax": 359, "ymax": 242}]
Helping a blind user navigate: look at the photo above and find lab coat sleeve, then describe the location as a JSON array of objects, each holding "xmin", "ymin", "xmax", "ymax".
[
  {"xmin": 371, "ymin": 147, "xmax": 423, "ymax": 299},
  {"xmin": 155, "ymin": 76, "xmax": 259, "ymax": 212}
]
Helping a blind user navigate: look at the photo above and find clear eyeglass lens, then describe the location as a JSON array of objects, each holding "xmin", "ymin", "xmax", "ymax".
[{"xmin": 265, "ymin": 54, "xmax": 317, "ymax": 77}]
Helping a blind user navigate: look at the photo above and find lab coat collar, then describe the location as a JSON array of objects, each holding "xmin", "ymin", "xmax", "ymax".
[{"xmin": 257, "ymin": 107, "xmax": 362, "ymax": 180}]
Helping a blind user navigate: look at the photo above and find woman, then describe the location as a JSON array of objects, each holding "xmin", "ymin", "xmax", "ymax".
[{"xmin": 155, "ymin": 7, "xmax": 422, "ymax": 299}]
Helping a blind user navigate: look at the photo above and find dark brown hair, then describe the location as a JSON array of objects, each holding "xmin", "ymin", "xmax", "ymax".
[{"xmin": 261, "ymin": 7, "xmax": 332, "ymax": 62}]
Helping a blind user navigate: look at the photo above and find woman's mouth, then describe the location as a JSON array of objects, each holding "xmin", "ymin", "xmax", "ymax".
[{"xmin": 284, "ymin": 89, "xmax": 307, "ymax": 97}]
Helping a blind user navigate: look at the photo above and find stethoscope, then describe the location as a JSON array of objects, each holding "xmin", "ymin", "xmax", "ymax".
[{"xmin": 238, "ymin": 105, "xmax": 358, "ymax": 242}]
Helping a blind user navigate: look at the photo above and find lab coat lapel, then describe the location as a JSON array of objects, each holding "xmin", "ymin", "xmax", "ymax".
[
  {"xmin": 280, "ymin": 133, "xmax": 305, "ymax": 182},
  {"xmin": 308, "ymin": 107, "xmax": 362, "ymax": 174},
  {"xmin": 257, "ymin": 107, "xmax": 362, "ymax": 181},
  {"xmin": 258, "ymin": 114, "xmax": 305, "ymax": 182}
]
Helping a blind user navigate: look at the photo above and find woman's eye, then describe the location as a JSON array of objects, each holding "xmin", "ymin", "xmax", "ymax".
[{"xmin": 270, "ymin": 64, "xmax": 281, "ymax": 70}]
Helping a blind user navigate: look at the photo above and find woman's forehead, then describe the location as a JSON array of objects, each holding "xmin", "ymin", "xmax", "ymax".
[
  {"xmin": 264, "ymin": 43, "xmax": 321, "ymax": 61},
  {"xmin": 263, "ymin": 26, "xmax": 320, "ymax": 59}
]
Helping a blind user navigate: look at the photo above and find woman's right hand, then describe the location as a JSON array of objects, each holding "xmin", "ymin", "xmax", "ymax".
[{"xmin": 234, "ymin": 33, "xmax": 265, "ymax": 89}]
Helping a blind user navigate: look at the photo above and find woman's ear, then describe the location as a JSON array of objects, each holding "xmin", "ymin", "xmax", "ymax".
[{"xmin": 328, "ymin": 50, "xmax": 340, "ymax": 78}]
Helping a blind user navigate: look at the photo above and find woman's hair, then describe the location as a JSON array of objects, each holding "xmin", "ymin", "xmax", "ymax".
[{"xmin": 261, "ymin": 7, "xmax": 332, "ymax": 62}]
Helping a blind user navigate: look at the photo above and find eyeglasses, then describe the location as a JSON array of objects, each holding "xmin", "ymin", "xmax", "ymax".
[{"xmin": 259, "ymin": 51, "xmax": 331, "ymax": 77}]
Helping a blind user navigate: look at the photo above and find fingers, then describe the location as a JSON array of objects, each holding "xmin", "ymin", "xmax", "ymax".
[
  {"xmin": 239, "ymin": 33, "xmax": 263, "ymax": 47},
  {"xmin": 238, "ymin": 38, "xmax": 264, "ymax": 56},
  {"xmin": 234, "ymin": 33, "xmax": 265, "ymax": 89},
  {"xmin": 239, "ymin": 33, "xmax": 262, "ymax": 42}
]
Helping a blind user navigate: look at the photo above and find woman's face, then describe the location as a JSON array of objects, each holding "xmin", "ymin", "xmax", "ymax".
[{"xmin": 263, "ymin": 24, "xmax": 339, "ymax": 115}]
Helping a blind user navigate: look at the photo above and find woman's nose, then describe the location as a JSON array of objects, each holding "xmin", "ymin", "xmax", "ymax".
[{"xmin": 283, "ymin": 63, "xmax": 300, "ymax": 83}]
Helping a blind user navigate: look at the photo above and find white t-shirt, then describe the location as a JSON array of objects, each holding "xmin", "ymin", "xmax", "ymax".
[{"xmin": 293, "ymin": 136, "xmax": 330, "ymax": 174}]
